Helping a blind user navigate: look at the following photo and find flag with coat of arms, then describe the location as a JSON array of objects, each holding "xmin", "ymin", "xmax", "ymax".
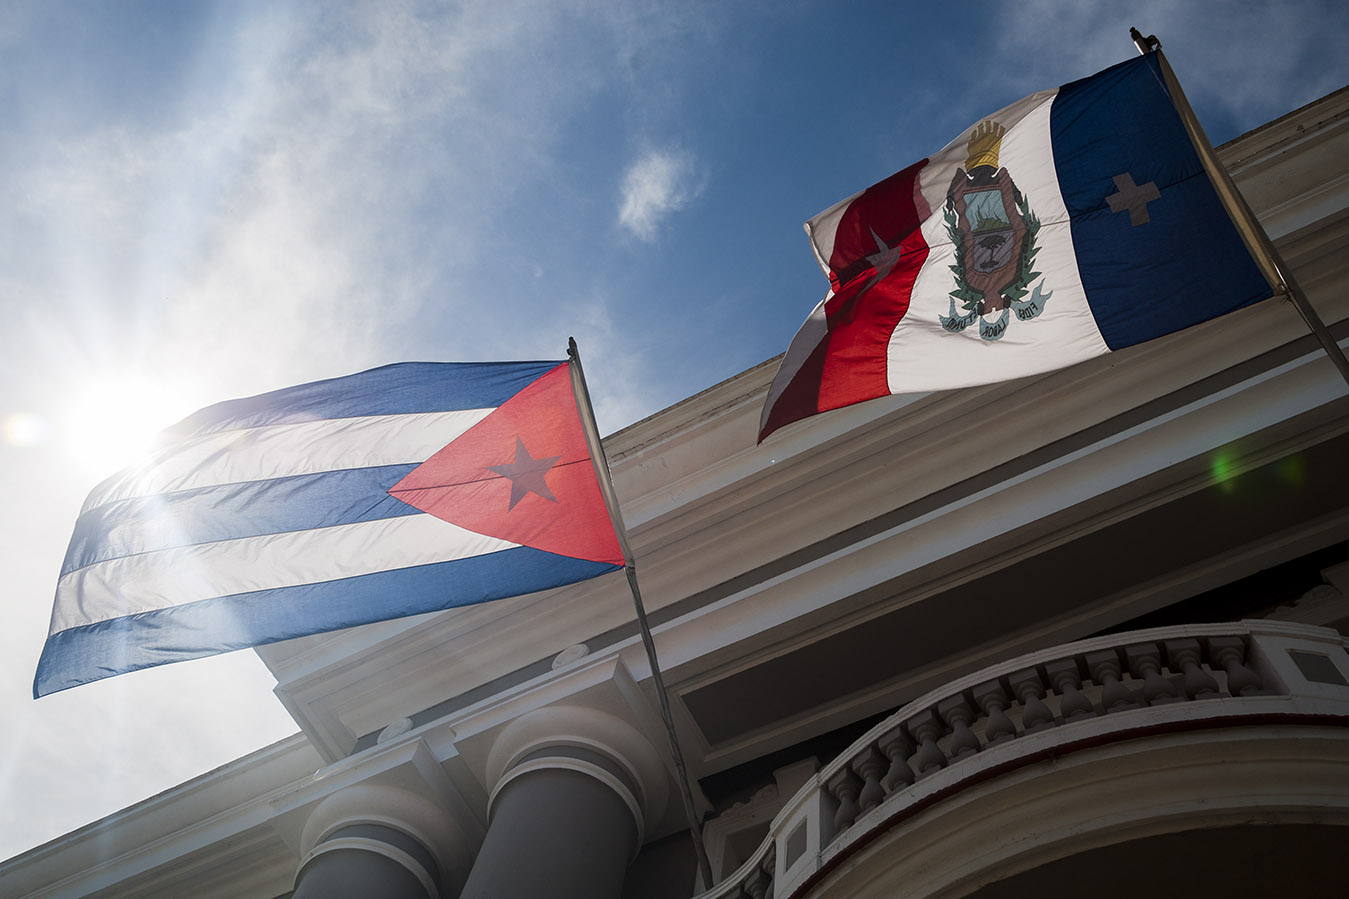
[{"xmin": 760, "ymin": 52, "xmax": 1275, "ymax": 441}]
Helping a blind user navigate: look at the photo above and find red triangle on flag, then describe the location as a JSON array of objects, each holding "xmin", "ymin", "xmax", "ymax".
[{"xmin": 388, "ymin": 362, "xmax": 624, "ymax": 566}]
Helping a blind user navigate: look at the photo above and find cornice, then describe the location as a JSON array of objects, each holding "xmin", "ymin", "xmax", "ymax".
[{"xmin": 1219, "ymin": 84, "xmax": 1349, "ymax": 176}]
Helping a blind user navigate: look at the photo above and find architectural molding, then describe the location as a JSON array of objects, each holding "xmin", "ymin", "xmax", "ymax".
[
  {"xmin": 693, "ymin": 620, "xmax": 1349, "ymax": 899},
  {"xmin": 804, "ymin": 727, "xmax": 1349, "ymax": 899},
  {"xmin": 485, "ymin": 707, "xmax": 665, "ymax": 845},
  {"xmin": 298, "ymin": 831, "xmax": 439, "ymax": 898},
  {"xmin": 296, "ymin": 784, "xmax": 463, "ymax": 893}
]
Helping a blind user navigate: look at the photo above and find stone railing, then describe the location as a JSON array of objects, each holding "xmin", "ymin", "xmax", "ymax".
[{"xmin": 693, "ymin": 620, "xmax": 1349, "ymax": 899}]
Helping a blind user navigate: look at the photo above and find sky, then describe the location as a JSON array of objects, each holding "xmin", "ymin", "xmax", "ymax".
[{"xmin": 2, "ymin": 0, "xmax": 1346, "ymax": 865}]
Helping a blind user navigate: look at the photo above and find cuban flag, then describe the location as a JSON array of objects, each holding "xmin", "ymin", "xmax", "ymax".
[
  {"xmin": 761, "ymin": 53, "xmax": 1275, "ymax": 441},
  {"xmin": 35, "ymin": 361, "xmax": 624, "ymax": 697}
]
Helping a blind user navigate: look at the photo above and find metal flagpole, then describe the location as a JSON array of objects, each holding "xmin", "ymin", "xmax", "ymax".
[
  {"xmin": 566, "ymin": 338, "xmax": 717, "ymax": 889},
  {"xmin": 1130, "ymin": 27, "xmax": 1349, "ymax": 389}
]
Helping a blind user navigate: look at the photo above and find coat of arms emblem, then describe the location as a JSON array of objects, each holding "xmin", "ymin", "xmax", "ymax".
[{"xmin": 940, "ymin": 121, "xmax": 1052, "ymax": 340}]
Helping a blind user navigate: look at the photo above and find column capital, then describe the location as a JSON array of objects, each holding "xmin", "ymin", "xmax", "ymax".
[
  {"xmin": 298, "ymin": 783, "xmax": 467, "ymax": 896},
  {"xmin": 484, "ymin": 704, "xmax": 669, "ymax": 844}
]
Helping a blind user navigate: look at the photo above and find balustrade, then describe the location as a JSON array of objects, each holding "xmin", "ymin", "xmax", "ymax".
[
  {"xmin": 850, "ymin": 746, "xmax": 887, "ymax": 815},
  {"xmin": 936, "ymin": 695, "xmax": 982, "ymax": 761},
  {"xmin": 824, "ymin": 767, "xmax": 861, "ymax": 833},
  {"xmin": 1043, "ymin": 658, "xmax": 1096, "ymax": 721},
  {"xmin": 971, "ymin": 679, "xmax": 1018, "ymax": 744},
  {"xmin": 1125, "ymin": 643, "xmax": 1184, "ymax": 705},
  {"xmin": 1208, "ymin": 635, "xmax": 1267, "ymax": 695},
  {"xmin": 1165, "ymin": 638, "xmax": 1220, "ymax": 699},
  {"xmin": 1007, "ymin": 666, "xmax": 1056, "ymax": 731},
  {"xmin": 693, "ymin": 621, "xmax": 1347, "ymax": 899},
  {"xmin": 907, "ymin": 709, "xmax": 948, "ymax": 777},
  {"xmin": 714, "ymin": 843, "xmax": 775, "ymax": 899},
  {"xmin": 876, "ymin": 724, "xmax": 916, "ymax": 792}
]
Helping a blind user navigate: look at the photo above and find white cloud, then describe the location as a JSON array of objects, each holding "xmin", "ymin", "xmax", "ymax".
[
  {"xmin": 617, "ymin": 148, "xmax": 701, "ymax": 242},
  {"xmin": 1, "ymin": 1, "xmax": 639, "ymax": 397}
]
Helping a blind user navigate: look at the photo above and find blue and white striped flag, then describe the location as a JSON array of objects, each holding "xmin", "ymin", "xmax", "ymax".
[{"xmin": 35, "ymin": 361, "xmax": 624, "ymax": 697}]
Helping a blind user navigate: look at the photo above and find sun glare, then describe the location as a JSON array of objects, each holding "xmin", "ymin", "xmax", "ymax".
[
  {"xmin": 63, "ymin": 377, "xmax": 200, "ymax": 479},
  {"xmin": 2, "ymin": 412, "xmax": 50, "ymax": 447}
]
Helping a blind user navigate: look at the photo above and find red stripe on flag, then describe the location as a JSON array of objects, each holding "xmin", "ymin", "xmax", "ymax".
[{"xmin": 760, "ymin": 160, "xmax": 931, "ymax": 440}]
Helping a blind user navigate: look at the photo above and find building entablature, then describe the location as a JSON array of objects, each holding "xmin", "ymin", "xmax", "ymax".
[{"xmin": 7, "ymin": 619, "xmax": 1347, "ymax": 898}]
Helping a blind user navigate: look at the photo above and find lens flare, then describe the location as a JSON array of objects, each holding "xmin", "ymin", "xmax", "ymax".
[
  {"xmin": 2, "ymin": 412, "xmax": 50, "ymax": 447},
  {"xmin": 1210, "ymin": 451, "xmax": 1240, "ymax": 493},
  {"xmin": 1276, "ymin": 454, "xmax": 1306, "ymax": 488}
]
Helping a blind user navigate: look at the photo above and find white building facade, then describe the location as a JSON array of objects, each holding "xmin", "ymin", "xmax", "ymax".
[{"xmin": 4, "ymin": 86, "xmax": 1349, "ymax": 898}]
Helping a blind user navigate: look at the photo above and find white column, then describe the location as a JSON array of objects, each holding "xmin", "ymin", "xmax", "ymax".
[
  {"xmin": 459, "ymin": 706, "xmax": 668, "ymax": 899},
  {"xmin": 293, "ymin": 784, "xmax": 468, "ymax": 898}
]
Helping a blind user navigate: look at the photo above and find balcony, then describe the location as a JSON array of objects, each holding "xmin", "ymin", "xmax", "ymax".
[{"xmin": 697, "ymin": 620, "xmax": 1349, "ymax": 899}]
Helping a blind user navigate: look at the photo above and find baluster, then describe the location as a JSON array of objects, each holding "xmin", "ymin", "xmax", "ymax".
[
  {"xmin": 826, "ymin": 767, "xmax": 862, "ymax": 834},
  {"xmin": 971, "ymin": 679, "xmax": 1017, "ymax": 744},
  {"xmin": 851, "ymin": 745, "xmax": 887, "ymax": 814},
  {"xmin": 877, "ymin": 724, "xmax": 916, "ymax": 793},
  {"xmin": 1164, "ymin": 638, "xmax": 1219, "ymax": 699},
  {"xmin": 1207, "ymin": 636, "xmax": 1266, "ymax": 696},
  {"xmin": 760, "ymin": 844, "xmax": 775, "ymax": 899},
  {"xmin": 745, "ymin": 867, "xmax": 771, "ymax": 899},
  {"xmin": 1084, "ymin": 649, "xmax": 1142, "ymax": 712},
  {"xmin": 906, "ymin": 709, "xmax": 948, "ymax": 776},
  {"xmin": 1044, "ymin": 658, "xmax": 1096, "ymax": 721},
  {"xmin": 1007, "ymin": 667, "xmax": 1055, "ymax": 732},
  {"xmin": 936, "ymin": 694, "xmax": 981, "ymax": 760},
  {"xmin": 1125, "ymin": 643, "xmax": 1183, "ymax": 705}
]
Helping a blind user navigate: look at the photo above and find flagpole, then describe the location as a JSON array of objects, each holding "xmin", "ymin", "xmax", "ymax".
[
  {"xmin": 1130, "ymin": 27, "xmax": 1349, "ymax": 389},
  {"xmin": 566, "ymin": 338, "xmax": 717, "ymax": 889}
]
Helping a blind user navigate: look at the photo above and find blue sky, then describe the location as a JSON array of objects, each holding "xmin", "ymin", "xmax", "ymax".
[{"xmin": 2, "ymin": 0, "xmax": 1346, "ymax": 863}]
